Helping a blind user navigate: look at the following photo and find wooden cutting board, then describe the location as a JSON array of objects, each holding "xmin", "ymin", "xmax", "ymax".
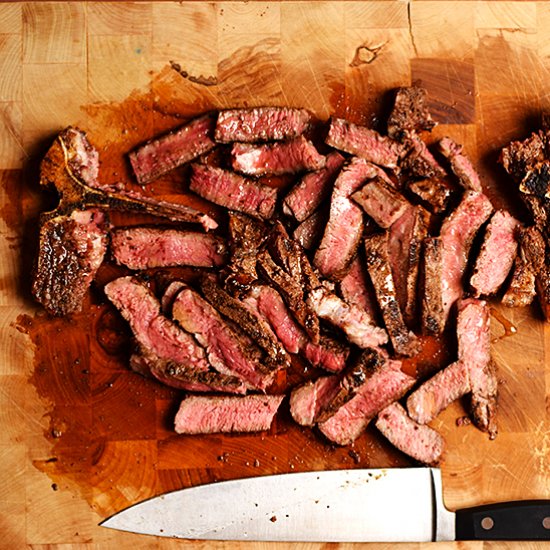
[{"xmin": 1, "ymin": 2, "xmax": 549, "ymax": 548}]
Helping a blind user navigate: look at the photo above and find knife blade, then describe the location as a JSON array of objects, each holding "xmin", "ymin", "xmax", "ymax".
[{"xmin": 100, "ymin": 468, "xmax": 550, "ymax": 542}]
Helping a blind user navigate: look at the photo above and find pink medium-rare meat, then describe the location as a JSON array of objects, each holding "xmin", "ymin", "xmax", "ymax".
[
  {"xmin": 338, "ymin": 253, "xmax": 378, "ymax": 319},
  {"xmin": 110, "ymin": 227, "xmax": 227, "ymax": 270},
  {"xmin": 160, "ymin": 280, "xmax": 187, "ymax": 315},
  {"xmin": 386, "ymin": 86, "xmax": 436, "ymax": 139},
  {"xmin": 293, "ymin": 209, "xmax": 327, "ymax": 250},
  {"xmin": 104, "ymin": 277, "xmax": 208, "ymax": 371},
  {"xmin": 326, "ymin": 118, "xmax": 404, "ymax": 170},
  {"xmin": 406, "ymin": 177, "xmax": 453, "ymax": 214},
  {"xmin": 375, "ymin": 402, "xmax": 445, "ymax": 465},
  {"xmin": 189, "ymin": 164, "xmax": 277, "ymax": 220},
  {"xmin": 289, "ymin": 376, "xmax": 340, "ymax": 426},
  {"xmin": 351, "ymin": 177, "xmax": 410, "ymax": 229},
  {"xmin": 421, "ymin": 237, "xmax": 445, "ymax": 335},
  {"xmin": 470, "ymin": 210, "xmax": 520, "ymax": 296},
  {"xmin": 439, "ymin": 191, "xmax": 494, "ymax": 324},
  {"xmin": 283, "ymin": 151, "xmax": 345, "ymax": 222},
  {"xmin": 129, "ymin": 114, "xmax": 216, "ymax": 185},
  {"xmin": 231, "ymin": 136, "xmax": 326, "ymax": 176},
  {"xmin": 174, "ymin": 394, "xmax": 284, "ymax": 434},
  {"xmin": 215, "ymin": 107, "xmax": 311, "ymax": 143},
  {"xmin": 172, "ymin": 286, "xmax": 274, "ymax": 390},
  {"xmin": 438, "ymin": 137, "xmax": 483, "ymax": 192}
]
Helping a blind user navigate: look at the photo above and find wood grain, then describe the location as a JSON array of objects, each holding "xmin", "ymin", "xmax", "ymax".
[{"xmin": 1, "ymin": 2, "xmax": 550, "ymax": 549}]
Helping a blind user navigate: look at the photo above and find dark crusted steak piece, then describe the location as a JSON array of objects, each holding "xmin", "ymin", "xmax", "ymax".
[
  {"xmin": 283, "ymin": 151, "xmax": 345, "ymax": 222},
  {"xmin": 421, "ymin": 237, "xmax": 445, "ymax": 335},
  {"xmin": 289, "ymin": 376, "xmax": 340, "ymax": 426},
  {"xmin": 502, "ymin": 255, "xmax": 536, "ymax": 307},
  {"xmin": 386, "ymin": 86, "xmax": 436, "ymax": 139},
  {"xmin": 129, "ymin": 114, "xmax": 216, "ymax": 185},
  {"xmin": 110, "ymin": 227, "xmax": 227, "ymax": 270},
  {"xmin": 32, "ymin": 209, "xmax": 108, "ymax": 316},
  {"xmin": 470, "ymin": 210, "xmax": 519, "ymax": 296},
  {"xmin": 406, "ymin": 177, "xmax": 453, "ymax": 214},
  {"xmin": 375, "ymin": 402, "xmax": 445, "ymax": 465},
  {"xmin": 293, "ymin": 209, "xmax": 327, "ymax": 251},
  {"xmin": 438, "ymin": 137, "xmax": 483, "ymax": 192},
  {"xmin": 326, "ymin": 118, "xmax": 403, "ymax": 170},
  {"xmin": 215, "ymin": 107, "xmax": 311, "ymax": 143},
  {"xmin": 174, "ymin": 394, "xmax": 284, "ymax": 434},
  {"xmin": 400, "ymin": 133, "xmax": 445, "ymax": 179},
  {"xmin": 231, "ymin": 136, "xmax": 326, "ymax": 176},
  {"xmin": 351, "ymin": 177, "xmax": 410, "ymax": 229},
  {"xmin": 519, "ymin": 160, "xmax": 550, "ymax": 197},
  {"xmin": 364, "ymin": 232, "xmax": 418, "ymax": 356},
  {"xmin": 190, "ymin": 164, "xmax": 277, "ymax": 220},
  {"xmin": 499, "ymin": 130, "xmax": 547, "ymax": 182},
  {"xmin": 104, "ymin": 276, "xmax": 209, "ymax": 370},
  {"xmin": 338, "ymin": 253, "xmax": 378, "ymax": 320},
  {"xmin": 172, "ymin": 285, "xmax": 274, "ymax": 390}
]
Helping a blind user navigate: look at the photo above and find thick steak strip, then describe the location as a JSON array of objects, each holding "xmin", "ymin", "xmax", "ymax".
[
  {"xmin": 190, "ymin": 164, "xmax": 277, "ymax": 220},
  {"xmin": 364, "ymin": 233, "xmax": 418, "ymax": 356},
  {"xmin": 400, "ymin": 133, "xmax": 445, "ymax": 179},
  {"xmin": 375, "ymin": 402, "xmax": 445, "ymax": 465},
  {"xmin": 172, "ymin": 286, "xmax": 274, "ymax": 390},
  {"xmin": 502, "ymin": 255, "xmax": 536, "ymax": 307},
  {"xmin": 110, "ymin": 227, "xmax": 227, "ymax": 270},
  {"xmin": 231, "ymin": 136, "xmax": 326, "ymax": 176},
  {"xmin": 421, "ymin": 237, "xmax": 445, "ymax": 335},
  {"xmin": 215, "ymin": 107, "xmax": 311, "ymax": 143},
  {"xmin": 470, "ymin": 210, "xmax": 519, "ymax": 296},
  {"xmin": 32, "ymin": 209, "xmax": 108, "ymax": 316},
  {"xmin": 129, "ymin": 114, "xmax": 216, "ymax": 185},
  {"xmin": 386, "ymin": 86, "xmax": 436, "ymax": 139},
  {"xmin": 293, "ymin": 209, "xmax": 327, "ymax": 251},
  {"xmin": 338, "ymin": 253, "xmax": 378, "ymax": 320},
  {"xmin": 499, "ymin": 130, "xmax": 547, "ymax": 182},
  {"xmin": 283, "ymin": 151, "xmax": 345, "ymax": 222},
  {"xmin": 174, "ymin": 394, "xmax": 284, "ymax": 434},
  {"xmin": 104, "ymin": 277, "xmax": 208, "ymax": 370},
  {"xmin": 289, "ymin": 376, "xmax": 340, "ymax": 426},
  {"xmin": 326, "ymin": 118, "xmax": 403, "ymax": 170},
  {"xmin": 407, "ymin": 177, "xmax": 453, "ymax": 214},
  {"xmin": 438, "ymin": 137, "xmax": 483, "ymax": 192}
]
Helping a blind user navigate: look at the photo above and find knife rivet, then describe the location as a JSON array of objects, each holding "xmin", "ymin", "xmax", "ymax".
[
  {"xmin": 543, "ymin": 517, "xmax": 550, "ymax": 529},
  {"xmin": 481, "ymin": 517, "xmax": 494, "ymax": 530}
]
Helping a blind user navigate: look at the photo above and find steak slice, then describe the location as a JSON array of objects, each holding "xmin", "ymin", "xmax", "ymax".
[
  {"xmin": 400, "ymin": 133, "xmax": 445, "ymax": 179},
  {"xmin": 364, "ymin": 232, "xmax": 418, "ymax": 356},
  {"xmin": 470, "ymin": 359, "xmax": 498, "ymax": 439},
  {"xmin": 421, "ymin": 237, "xmax": 445, "ymax": 335},
  {"xmin": 161, "ymin": 280, "xmax": 187, "ymax": 315},
  {"xmin": 110, "ymin": 227, "xmax": 227, "ymax": 270},
  {"xmin": 386, "ymin": 86, "xmax": 436, "ymax": 139},
  {"xmin": 338, "ymin": 253, "xmax": 378, "ymax": 320},
  {"xmin": 190, "ymin": 164, "xmax": 277, "ymax": 220},
  {"xmin": 470, "ymin": 210, "xmax": 520, "ymax": 296},
  {"xmin": 172, "ymin": 286, "xmax": 274, "ymax": 390},
  {"xmin": 289, "ymin": 376, "xmax": 340, "ymax": 426},
  {"xmin": 406, "ymin": 177, "xmax": 453, "ymax": 214},
  {"xmin": 438, "ymin": 137, "xmax": 483, "ymax": 192},
  {"xmin": 129, "ymin": 114, "xmax": 216, "ymax": 185},
  {"xmin": 502, "ymin": 255, "xmax": 536, "ymax": 307},
  {"xmin": 32, "ymin": 209, "xmax": 108, "ymax": 316},
  {"xmin": 215, "ymin": 107, "xmax": 311, "ymax": 143},
  {"xmin": 499, "ymin": 130, "xmax": 547, "ymax": 182},
  {"xmin": 326, "ymin": 118, "xmax": 403, "ymax": 170},
  {"xmin": 283, "ymin": 151, "xmax": 345, "ymax": 222},
  {"xmin": 351, "ymin": 177, "xmax": 410, "ymax": 229},
  {"xmin": 293, "ymin": 209, "xmax": 327, "ymax": 251},
  {"xmin": 375, "ymin": 402, "xmax": 445, "ymax": 465},
  {"xmin": 231, "ymin": 136, "xmax": 326, "ymax": 176},
  {"xmin": 174, "ymin": 394, "xmax": 284, "ymax": 434},
  {"xmin": 104, "ymin": 276, "xmax": 208, "ymax": 370}
]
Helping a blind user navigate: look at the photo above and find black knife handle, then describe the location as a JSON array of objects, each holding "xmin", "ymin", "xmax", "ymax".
[{"xmin": 455, "ymin": 500, "xmax": 550, "ymax": 540}]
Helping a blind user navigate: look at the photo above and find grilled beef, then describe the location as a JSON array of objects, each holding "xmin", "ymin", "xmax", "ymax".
[
  {"xmin": 293, "ymin": 209, "xmax": 327, "ymax": 250},
  {"xmin": 215, "ymin": 107, "xmax": 311, "ymax": 143},
  {"xmin": 161, "ymin": 280, "xmax": 187, "ymax": 314},
  {"xmin": 231, "ymin": 136, "xmax": 326, "ymax": 176},
  {"xmin": 375, "ymin": 402, "xmax": 445, "ymax": 465},
  {"xmin": 401, "ymin": 133, "xmax": 445, "ymax": 179},
  {"xmin": 499, "ymin": 130, "xmax": 547, "ymax": 183},
  {"xmin": 289, "ymin": 376, "xmax": 340, "ymax": 426},
  {"xmin": 421, "ymin": 237, "xmax": 445, "ymax": 335},
  {"xmin": 129, "ymin": 114, "xmax": 216, "ymax": 185},
  {"xmin": 470, "ymin": 359, "xmax": 498, "ymax": 439},
  {"xmin": 470, "ymin": 210, "xmax": 519, "ymax": 296},
  {"xmin": 326, "ymin": 118, "xmax": 403, "ymax": 170},
  {"xmin": 283, "ymin": 151, "xmax": 345, "ymax": 222},
  {"xmin": 104, "ymin": 276, "xmax": 209, "ymax": 370},
  {"xmin": 438, "ymin": 137, "xmax": 483, "ymax": 192},
  {"xmin": 406, "ymin": 177, "xmax": 453, "ymax": 214},
  {"xmin": 502, "ymin": 255, "xmax": 536, "ymax": 307},
  {"xmin": 386, "ymin": 86, "xmax": 436, "ymax": 139},
  {"xmin": 110, "ymin": 227, "xmax": 227, "ymax": 270},
  {"xmin": 364, "ymin": 233, "xmax": 418, "ymax": 356},
  {"xmin": 338, "ymin": 253, "xmax": 378, "ymax": 320},
  {"xmin": 174, "ymin": 394, "xmax": 284, "ymax": 434},
  {"xmin": 32, "ymin": 209, "xmax": 108, "ymax": 316},
  {"xmin": 189, "ymin": 164, "xmax": 277, "ymax": 220}
]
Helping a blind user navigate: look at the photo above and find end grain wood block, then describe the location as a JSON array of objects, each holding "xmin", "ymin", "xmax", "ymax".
[
  {"xmin": 0, "ymin": 4, "xmax": 22, "ymax": 34},
  {"xmin": 0, "ymin": 34, "xmax": 22, "ymax": 102},
  {"xmin": 88, "ymin": 2, "xmax": 153, "ymax": 36},
  {"xmin": 474, "ymin": 1, "xmax": 536, "ymax": 30},
  {"xmin": 0, "ymin": 107, "xmax": 24, "ymax": 170},
  {"xmin": 344, "ymin": 2, "xmax": 409, "ymax": 29}
]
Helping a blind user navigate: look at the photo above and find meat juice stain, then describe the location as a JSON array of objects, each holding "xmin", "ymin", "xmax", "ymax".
[{"xmin": 490, "ymin": 306, "xmax": 518, "ymax": 341}]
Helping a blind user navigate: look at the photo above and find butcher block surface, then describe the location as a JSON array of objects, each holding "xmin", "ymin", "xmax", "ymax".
[{"xmin": 1, "ymin": 1, "xmax": 550, "ymax": 548}]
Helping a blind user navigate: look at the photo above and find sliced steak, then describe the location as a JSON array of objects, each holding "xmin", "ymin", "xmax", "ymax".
[
  {"xmin": 502, "ymin": 255, "xmax": 536, "ymax": 307},
  {"xmin": 400, "ymin": 133, "xmax": 445, "ymax": 179},
  {"xmin": 283, "ymin": 151, "xmax": 345, "ymax": 222},
  {"xmin": 470, "ymin": 210, "xmax": 520, "ymax": 296},
  {"xmin": 326, "ymin": 118, "xmax": 403, "ymax": 170},
  {"xmin": 32, "ymin": 209, "xmax": 108, "ymax": 316},
  {"xmin": 364, "ymin": 232, "xmax": 418, "ymax": 356},
  {"xmin": 351, "ymin": 177, "xmax": 410, "ymax": 229},
  {"xmin": 110, "ymin": 227, "xmax": 227, "ymax": 270},
  {"xmin": 421, "ymin": 237, "xmax": 445, "ymax": 335},
  {"xmin": 406, "ymin": 177, "xmax": 453, "ymax": 214},
  {"xmin": 438, "ymin": 137, "xmax": 483, "ymax": 192},
  {"xmin": 231, "ymin": 136, "xmax": 326, "ymax": 176},
  {"xmin": 215, "ymin": 107, "xmax": 311, "ymax": 143},
  {"xmin": 293, "ymin": 209, "xmax": 327, "ymax": 250},
  {"xmin": 470, "ymin": 359, "xmax": 498, "ymax": 439},
  {"xmin": 375, "ymin": 402, "xmax": 445, "ymax": 465},
  {"xmin": 189, "ymin": 164, "xmax": 277, "ymax": 220},
  {"xmin": 104, "ymin": 276, "xmax": 209, "ymax": 370},
  {"xmin": 386, "ymin": 86, "xmax": 436, "ymax": 139},
  {"xmin": 289, "ymin": 376, "xmax": 340, "ymax": 426},
  {"xmin": 129, "ymin": 114, "xmax": 216, "ymax": 185},
  {"xmin": 172, "ymin": 286, "xmax": 274, "ymax": 390},
  {"xmin": 338, "ymin": 253, "xmax": 378, "ymax": 320},
  {"xmin": 174, "ymin": 394, "xmax": 284, "ymax": 434},
  {"xmin": 519, "ymin": 160, "xmax": 550, "ymax": 197},
  {"xmin": 499, "ymin": 130, "xmax": 547, "ymax": 182},
  {"xmin": 161, "ymin": 280, "xmax": 187, "ymax": 315}
]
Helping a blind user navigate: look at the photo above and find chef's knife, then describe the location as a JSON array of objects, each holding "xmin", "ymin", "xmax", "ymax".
[{"xmin": 101, "ymin": 468, "xmax": 550, "ymax": 541}]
